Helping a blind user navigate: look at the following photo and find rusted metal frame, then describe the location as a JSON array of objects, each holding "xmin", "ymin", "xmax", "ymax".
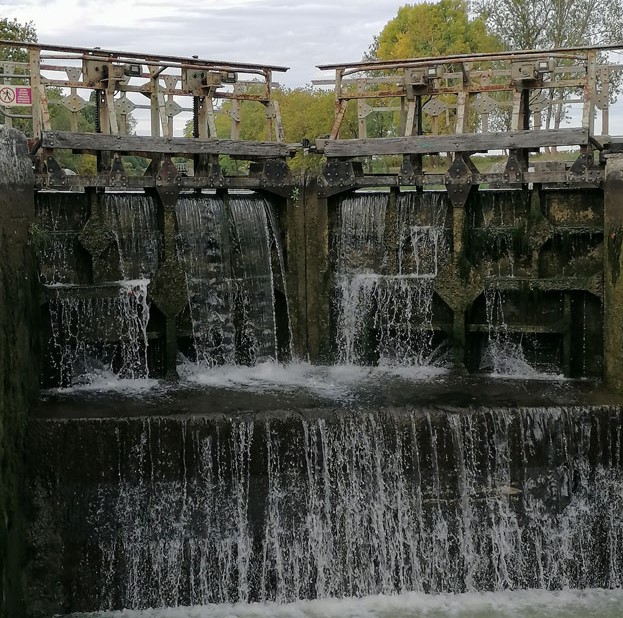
[
  {"xmin": 29, "ymin": 48, "xmax": 43, "ymax": 137},
  {"xmin": 330, "ymin": 99, "xmax": 349, "ymax": 141},
  {"xmin": 333, "ymin": 78, "xmax": 588, "ymax": 102},
  {"xmin": 454, "ymin": 62, "xmax": 471, "ymax": 135},
  {"xmin": 4, "ymin": 40, "xmax": 288, "ymax": 73},
  {"xmin": 357, "ymin": 79, "xmax": 367, "ymax": 139},
  {"xmin": 582, "ymin": 49, "xmax": 598, "ymax": 133},
  {"xmin": 38, "ymin": 80, "xmax": 275, "ymax": 101},
  {"xmin": 317, "ymin": 44, "xmax": 621, "ymax": 72}
]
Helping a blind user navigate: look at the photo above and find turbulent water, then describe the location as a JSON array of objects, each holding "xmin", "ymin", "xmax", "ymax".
[
  {"xmin": 62, "ymin": 589, "xmax": 623, "ymax": 617},
  {"xmin": 38, "ymin": 192, "xmax": 282, "ymax": 386},
  {"xmin": 28, "ymin": 404, "xmax": 623, "ymax": 614},
  {"xmin": 334, "ymin": 192, "xmax": 450, "ymax": 367}
]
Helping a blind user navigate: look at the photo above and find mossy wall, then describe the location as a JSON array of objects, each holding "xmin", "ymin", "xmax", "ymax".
[{"xmin": 0, "ymin": 127, "xmax": 39, "ymax": 617}]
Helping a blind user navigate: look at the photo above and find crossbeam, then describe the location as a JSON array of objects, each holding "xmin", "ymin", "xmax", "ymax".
[
  {"xmin": 315, "ymin": 128, "xmax": 596, "ymax": 157},
  {"xmin": 41, "ymin": 130, "xmax": 295, "ymax": 158}
]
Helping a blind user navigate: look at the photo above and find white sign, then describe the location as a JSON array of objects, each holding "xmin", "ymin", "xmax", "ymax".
[{"xmin": 0, "ymin": 85, "xmax": 32, "ymax": 107}]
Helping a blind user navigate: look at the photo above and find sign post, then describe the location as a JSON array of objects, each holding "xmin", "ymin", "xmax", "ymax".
[{"xmin": 0, "ymin": 86, "xmax": 32, "ymax": 107}]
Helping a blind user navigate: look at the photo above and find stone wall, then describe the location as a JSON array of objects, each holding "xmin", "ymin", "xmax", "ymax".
[{"xmin": 0, "ymin": 127, "xmax": 39, "ymax": 617}]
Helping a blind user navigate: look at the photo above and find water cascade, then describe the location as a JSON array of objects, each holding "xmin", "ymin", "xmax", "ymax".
[
  {"xmin": 27, "ymin": 405, "xmax": 623, "ymax": 614},
  {"xmin": 176, "ymin": 193, "xmax": 280, "ymax": 367},
  {"xmin": 39, "ymin": 193, "xmax": 158, "ymax": 386},
  {"xmin": 38, "ymin": 191, "xmax": 284, "ymax": 386},
  {"xmin": 334, "ymin": 192, "xmax": 450, "ymax": 366}
]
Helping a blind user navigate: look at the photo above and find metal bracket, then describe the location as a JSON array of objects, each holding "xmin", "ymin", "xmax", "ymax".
[
  {"xmin": 109, "ymin": 154, "xmax": 127, "ymax": 187},
  {"xmin": 398, "ymin": 154, "xmax": 423, "ymax": 186},
  {"xmin": 249, "ymin": 158, "xmax": 292, "ymax": 188},
  {"xmin": 569, "ymin": 147, "xmax": 601, "ymax": 183},
  {"xmin": 504, "ymin": 150, "xmax": 528, "ymax": 184},
  {"xmin": 445, "ymin": 154, "xmax": 477, "ymax": 208},
  {"xmin": 155, "ymin": 156, "xmax": 180, "ymax": 210},
  {"xmin": 194, "ymin": 154, "xmax": 224, "ymax": 187},
  {"xmin": 44, "ymin": 155, "xmax": 67, "ymax": 186},
  {"xmin": 321, "ymin": 159, "xmax": 362, "ymax": 189}
]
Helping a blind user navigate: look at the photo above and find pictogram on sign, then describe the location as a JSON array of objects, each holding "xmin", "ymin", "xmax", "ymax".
[{"xmin": 0, "ymin": 85, "xmax": 32, "ymax": 107}]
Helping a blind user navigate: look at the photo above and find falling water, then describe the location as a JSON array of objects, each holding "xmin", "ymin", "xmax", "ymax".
[
  {"xmin": 229, "ymin": 195, "xmax": 278, "ymax": 364},
  {"xmin": 335, "ymin": 192, "xmax": 449, "ymax": 366},
  {"xmin": 176, "ymin": 195, "xmax": 235, "ymax": 366},
  {"xmin": 176, "ymin": 193, "xmax": 278, "ymax": 367},
  {"xmin": 37, "ymin": 192, "xmax": 88, "ymax": 285},
  {"xmin": 38, "ymin": 193, "xmax": 157, "ymax": 386},
  {"xmin": 27, "ymin": 405, "xmax": 623, "ymax": 614},
  {"xmin": 46, "ymin": 281, "xmax": 151, "ymax": 386},
  {"xmin": 480, "ymin": 287, "xmax": 560, "ymax": 378},
  {"xmin": 99, "ymin": 193, "xmax": 159, "ymax": 279}
]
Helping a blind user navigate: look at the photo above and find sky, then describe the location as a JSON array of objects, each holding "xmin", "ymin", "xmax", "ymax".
[{"xmin": 0, "ymin": 0, "xmax": 405, "ymax": 87}]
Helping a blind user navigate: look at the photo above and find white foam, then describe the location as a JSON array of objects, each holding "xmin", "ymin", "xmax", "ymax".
[
  {"xmin": 180, "ymin": 360, "xmax": 448, "ymax": 400},
  {"xmin": 46, "ymin": 369, "xmax": 160, "ymax": 395},
  {"xmin": 62, "ymin": 588, "xmax": 623, "ymax": 617}
]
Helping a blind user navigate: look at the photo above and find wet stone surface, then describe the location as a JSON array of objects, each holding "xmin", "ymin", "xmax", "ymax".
[{"xmin": 34, "ymin": 373, "xmax": 623, "ymax": 420}]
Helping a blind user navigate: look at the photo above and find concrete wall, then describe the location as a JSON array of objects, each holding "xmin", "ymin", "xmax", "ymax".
[{"xmin": 0, "ymin": 127, "xmax": 39, "ymax": 617}]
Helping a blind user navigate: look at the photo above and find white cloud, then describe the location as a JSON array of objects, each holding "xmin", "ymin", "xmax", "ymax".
[{"xmin": 0, "ymin": 0, "xmax": 403, "ymax": 86}]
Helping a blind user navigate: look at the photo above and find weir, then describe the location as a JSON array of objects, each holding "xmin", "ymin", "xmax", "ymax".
[{"xmin": 1, "ymin": 40, "xmax": 623, "ymax": 617}]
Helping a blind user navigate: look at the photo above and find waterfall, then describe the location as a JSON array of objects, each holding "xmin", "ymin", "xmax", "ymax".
[
  {"xmin": 99, "ymin": 193, "xmax": 159, "ymax": 280},
  {"xmin": 335, "ymin": 192, "xmax": 449, "ymax": 366},
  {"xmin": 46, "ymin": 282, "xmax": 151, "ymax": 385},
  {"xmin": 176, "ymin": 193, "xmax": 278, "ymax": 367},
  {"xmin": 38, "ymin": 193, "xmax": 157, "ymax": 386},
  {"xmin": 176, "ymin": 195, "xmax": 235, "ymax": 366},
  {"xmin": 26, "ymin": 405, "xmax": 623, "ymax": 613},
  {"xmin": 480, "ymin": 287, "xmax": 562, "ymax": 378},
  {"xmin": 38, "ymin": 191, "xmax": 285, "ymax": 385}
]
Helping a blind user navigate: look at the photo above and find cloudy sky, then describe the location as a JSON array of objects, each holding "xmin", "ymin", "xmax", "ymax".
[{"xmin": 0, "ymin": 0, "xmax": 405, "ymax": 87}]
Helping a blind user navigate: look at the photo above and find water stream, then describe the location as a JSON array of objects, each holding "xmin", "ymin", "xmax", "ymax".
[
  {"xmin": 28, "ymin": 404, "xmax": 623, "ymax": 615},
  {"xmin": 334, "ymin": 192, "xmax": 450, "ymax": 367}
]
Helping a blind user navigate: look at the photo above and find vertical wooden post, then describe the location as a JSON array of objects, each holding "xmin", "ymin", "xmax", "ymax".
[
  {"xmin": 286, "ymin": 181, "xmax": 308, "ymax": 358},
  {"xmin": 604, "ymin": 155, "xmax": 623, "ymax": 390},
  {"xmin": 29, "ymin": 49, "xmax": 41, "ymax": 138},
  {"xmin": 384, "ymin": 187, "xmax": 399, "ymax": 275},
  {"xmin": 303, "ymin": 178, "xmax": 330, "ymax": 361}
]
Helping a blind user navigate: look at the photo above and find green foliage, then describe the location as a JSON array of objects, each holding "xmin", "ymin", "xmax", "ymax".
[
  {"xmin": 28, "ymin": 220, "xmax": 50, "ymax": 251},
  {"xmin": 183, "ymin": 86, "xmax": 358, "ymax": 175},
  {"xmin": 0, "ymin": 18, "xmax": 37, "ymax": 60},
  {"xmin": 474, "ymin": 0, "xmax": 623, "ymax": 49},
  {"xmin": 370, "ymin": 0, "xmax": 502, "ymax": 61}
]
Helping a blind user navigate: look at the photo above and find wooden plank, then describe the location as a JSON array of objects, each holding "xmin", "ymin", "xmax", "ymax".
[
  {"xmin": 42, "ymin": 131, "xmax": 293, "ymax": 158},
  {"xmin": 316, "ymin": 128, "xmax": 594, "ymax": 157}
]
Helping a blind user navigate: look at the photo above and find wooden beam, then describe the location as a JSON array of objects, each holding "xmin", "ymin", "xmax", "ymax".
[
  {"xmin": 316, "ymin": 128, "xmax": 594, "ymax": 157},
  {"xmin": 41, "ymin": 131, "xmax": 293, "ymax": 158}
]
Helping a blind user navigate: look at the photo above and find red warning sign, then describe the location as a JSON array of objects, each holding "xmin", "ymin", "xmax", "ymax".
[{"xmin": 0, "ymin": 85, "xmax": 32, "ymax": 107}]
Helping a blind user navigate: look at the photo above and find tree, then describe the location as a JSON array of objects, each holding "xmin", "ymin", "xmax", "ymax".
[
  {"xmin": 474, "ymin": 0, "xmax": 623, "ymax": 50},
  {"xmin": 184, "ymin": 86, "xmax": 358, "ymax": 176},
  {"xmin": 369, "ymin": 0, "xmax": 501, "ymax": 61},
  {"xmin": 475, "ymin": 0, "xmax": 623, "ymax": 134},
  {"xmin": 0, "ymin": 18, "xmax": 37, "ymax": 57}
]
